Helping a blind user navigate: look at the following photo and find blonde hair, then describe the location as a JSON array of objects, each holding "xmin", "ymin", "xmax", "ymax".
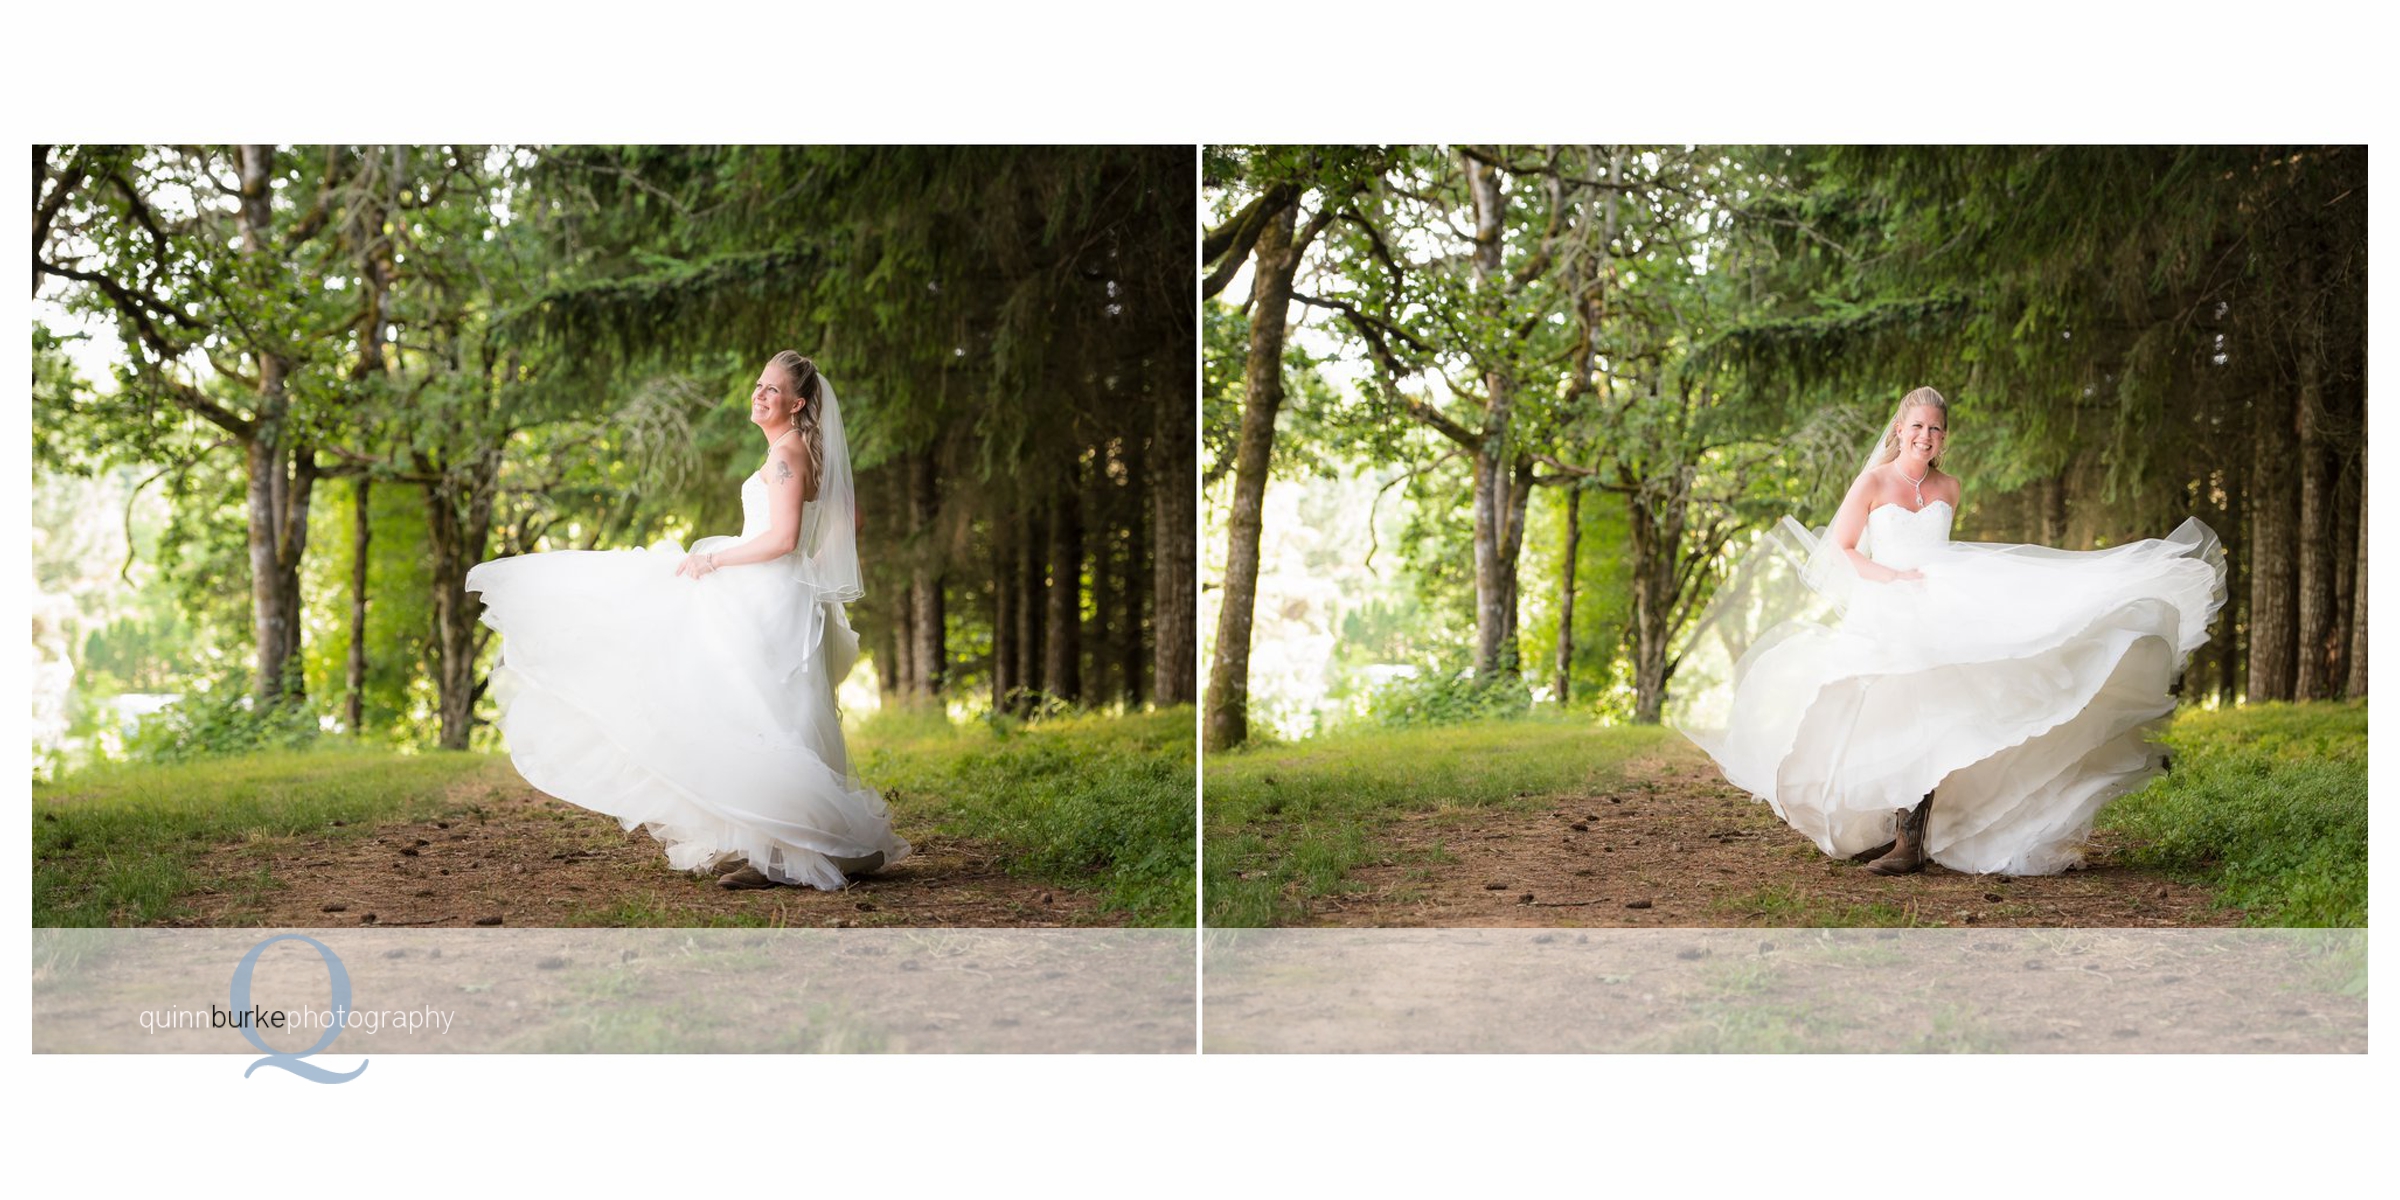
[
  {"xmin": 767, "ymin": 350, "xmax": 827, "ymax": 489},
  {"xmin": 1874, "ymin": 386, "xmax": 1951, "ymax": 469}
]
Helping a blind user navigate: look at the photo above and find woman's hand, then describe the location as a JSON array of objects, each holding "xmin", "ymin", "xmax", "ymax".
[
  {"xmin": 674, "ymin": 551, "xmax": 720, "ymax": 580},
  {"xmin": 1889, "ymin": 567, "xmax": 1925, "ymax": 582}
]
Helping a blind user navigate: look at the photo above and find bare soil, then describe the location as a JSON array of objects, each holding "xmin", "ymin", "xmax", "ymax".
[
  {"xmin": 1295, "ymin": 755, "xmax": 2241, "ymax": 928},
  {"xmin": 37, "ymin": 927, "xmax": 1193, "ymax": 1053},
  {"xmin": 1202, "ymin": 927, "xmax": 2364, "ymax": 1052},
  {"xmin": 165, "ymin": 777, "xmax": 1118, "ymax": 929}
]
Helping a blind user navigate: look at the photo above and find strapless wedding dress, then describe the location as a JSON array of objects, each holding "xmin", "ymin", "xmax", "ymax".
[
  {"xmin": 1672, "ymin": 501, "xmax": 2225, "ymax": 875},
  {"xmin": 464, "ymin": 472, "xmax": 909, "ymax": 889}
]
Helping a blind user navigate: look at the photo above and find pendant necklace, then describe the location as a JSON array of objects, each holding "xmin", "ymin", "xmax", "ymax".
[{"xmin": 1900, "ymin": 463, "xmax": 1928, "ymax": 508}]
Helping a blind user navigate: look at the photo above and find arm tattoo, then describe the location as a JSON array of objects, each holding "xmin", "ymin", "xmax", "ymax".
[{"xmin": 772, "ymin": 458, "xmax": 795, "ymax": 485}]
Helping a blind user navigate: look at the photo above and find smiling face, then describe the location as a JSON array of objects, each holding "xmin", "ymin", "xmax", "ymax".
[
  {"xmin": 750, "ymin": 360, "xmax": 801, "ymax": 429},
  {"xmin": 1893, "ymin": 401, "xmax": 1947, "ymax": 470}
]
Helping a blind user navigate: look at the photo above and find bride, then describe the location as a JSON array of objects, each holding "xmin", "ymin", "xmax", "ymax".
[
  {"xmin": 1670, "ymin": 387, "xmax": 2226, "ymax": 876},
  {"xmin": 465, "ymin": 351, "xmax": 910, "ymax": 890}
]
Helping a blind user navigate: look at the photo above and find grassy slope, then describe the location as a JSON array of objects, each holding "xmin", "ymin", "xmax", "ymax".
[
  {"xmin": 2094, "ymin": 700, "xmax": 2366, "ymax": 926},
  {"xmin": 34, "ymin": 708, "xmax": 1199, "ymax": 928},
  {"xmin": 1203, "ymin": 715, "xmax": 1676, "ymax": 925},
  {"xmin": 33, "ymin": 749, "xmax": 513, "ymax": 926},
  {"xmin": 856, "ymin": 706, "xmax": 1197, "ymax": 927},
  {"xmin": 1205, "ymin": 702, "xmax": 2367, "ymax": 928}
]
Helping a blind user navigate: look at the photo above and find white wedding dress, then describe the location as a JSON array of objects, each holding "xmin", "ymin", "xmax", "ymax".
[
  {"xmin": 1672, "ymin": 501, "xmax": 2226, "ymax": 875},
  {"xmin": 464, "ymin": 469, "xmax": 910, "ymax": 890}
]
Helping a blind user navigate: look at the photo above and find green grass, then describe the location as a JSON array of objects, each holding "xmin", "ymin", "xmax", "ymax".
[
  {"xmin": 854, "ymin": 705, "xmax": 1197, "ymax": 927},
  {"xmin": 2097, "ymin": 700, "xmax": 2368, "ymax": 926},
  {"xmin": 1204, "ymin": 700, "xmax": 2369, "ymax": 929},
  {"xmin": 33, "ymin": 748, "xmax": 514, "ymax": 926},
  {"xmin": 1203, "ymin": 713, "xmax": 1675, "ymax": 925}
]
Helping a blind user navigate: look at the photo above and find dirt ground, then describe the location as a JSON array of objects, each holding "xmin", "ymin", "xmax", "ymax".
[
  {"xmin": 1202, "ymin": 927, "xmax": 2365, "ymax": 1052},
  {"xmin": 36, "ymin": 927, "xmax": 1193, "ymax": 1053},
  {"xmin": 1290, "ymin": 754, "xmax": 2242, "ymax": 928},
  {"xmin": 166, "ymin": 778, "xmax": 1118, "ymax": 929}
]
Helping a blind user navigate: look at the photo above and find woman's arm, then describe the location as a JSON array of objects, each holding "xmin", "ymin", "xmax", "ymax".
[
  {"xmin": 1828, "ymin": 470, "xmax": 1921, "ymax": 583},
  {"xmin": 676, "ymin": 444, "xmax": 813, "ymax": 578}
]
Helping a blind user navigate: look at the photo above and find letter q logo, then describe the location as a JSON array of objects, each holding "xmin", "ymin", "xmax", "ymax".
[{"xmin": 230, "ymin": 934, "xmax": 369, "ymax": 1084}]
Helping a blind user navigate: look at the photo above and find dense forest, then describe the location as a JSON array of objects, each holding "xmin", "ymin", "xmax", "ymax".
[
  {"xmin": 1203, "ymin": 145, "xmax": 2366, "ymax": 749},
  {"xmin": 34, "ymin": 145, "xmax": 1195, "ymax": 767}
]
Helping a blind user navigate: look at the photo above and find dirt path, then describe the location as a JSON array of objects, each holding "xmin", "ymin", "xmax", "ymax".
[
  {"xmin": 166, "ymin": 779, "xmax": 1118, "ymax": 929},
  {"xmin": 1202, "ymin": 927, "xmax": 2362, "ymax": 1051},
  {"xmin": 1298, "ymin": 754, "xmax": 2240, "ymax": 928}
]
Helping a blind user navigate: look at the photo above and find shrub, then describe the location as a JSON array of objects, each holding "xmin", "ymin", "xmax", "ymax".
[
  {"xmin": 1365, "ymin": 666, "xmax": 1531, "ymax": 728},
  {"xmin": 126, "ymin": 677, "xmax": 320, "ymax": 763}
]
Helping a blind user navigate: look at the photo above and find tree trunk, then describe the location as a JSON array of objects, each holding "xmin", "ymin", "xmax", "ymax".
[
  {"xmin": 423, "ymin": 449, "xmax": 498, "ymax": 751},
  {"xmin": 890, "ymin": 592, "xmax": 917, "ymax": 698},
  {"xmin": 1153, "ymin": 355, "xmax": 1196, "ymax": 708},
  {"xmin": 1204, "ymin": 203, "xmax": 1299, "ymax": 750},
  {"xmin": 991, "ymin": 523, "xmax": 1016, "ymax": 709},
  {"xmin": 244, "ymin": 414, "xmax": 313, "ymax": 702},
  {"xmin": 1120, "ymin": 448, "xmax": 1150, "ymax": 708},
  {"xmin": 1554, "ymin": 486, "xmax": 1581, "ymax": 705},
  {"xmin": 1466, "ymin": 433, "xmax": 1532, "ymax": 680},
  {"xmin": 2039, "ymin": 466, "xmax": 2070, "ymax": 546},
  {"xmin": 2247, "ymin": 391, "xmax": 2300, "ymax": 702},
  {"xmin": 874, "ymin": 618, "xmax": 902, "ymax": 702},
  {"xmin": 1626, "ymin": 464, "xmax": 1691, "ymax": 724},
  {"xmin": 1044, "ymin": 485, "xmax": 1084, "ymax": 704},
  {"xmin": 2347, "ymin": 437, "xmax": 2367, "ymax": 699},
  {"xmin": 339, "ymin": 174, "xmax": 392, "ymax": 736},
  {"xmin": 1016, "ymin": 503, "xmax": 1046, "ymax": 713},
  {"xmin": 2329, "ymin": 448, "xmax": 2359, "ymax": 694},
  {"xmin": 2295, "ymin": 347, "xmax": 2339, "ymax": 700},
  {"xmin": 907, "ymin": 448, "xmax": 945, "ymax": 699},
  {"xmin": 1500, "ymin": 457, "xmax": 1533, "ymax": 668},
  {"xmin": 1465, "ymin": 154, "xmax": 1523, "ymax": 682},
  {"xmin": 346, "ymin": 477, "xmax": 371, "ymax": 734},
  {"xmin": 236, "ymin": 146, "xmax": 311, "ymax": 704},
  {"xmin": 1088, "ymin": 472, "xmax": 1118, "ymax": 704},
  {"xmin": 2215, "ymin": 465, "xmax": 2246, "ymax": 706}
]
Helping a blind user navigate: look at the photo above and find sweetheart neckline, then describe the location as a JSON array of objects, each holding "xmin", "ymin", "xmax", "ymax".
[{"xmin": 1869, "ymin": 499, "xmax": 1953, "ymax": 519}]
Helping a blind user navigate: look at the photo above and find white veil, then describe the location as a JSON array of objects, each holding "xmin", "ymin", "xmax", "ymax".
[
  {"xmin": 1663, "ymin": 400, "xmax": 1899, "ymax": 753},
  {"xmin": 1665, "ymin": 514, "xmax": 1848, "ymax": 759},
  {"xmin": 793, "ymin": 373, "xmax": 864, "ymax": 605}
]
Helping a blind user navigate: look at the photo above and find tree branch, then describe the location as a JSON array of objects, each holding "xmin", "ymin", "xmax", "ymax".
[
  {"xmin": 1397, "ymin": 392, "xmax": 1478, "ymax": 447},
  {"xmin": 33, "ymin": 146, "xmax": 91, "ymax": 295},
  {"xmin": 1363, "ymin": 447, "xmax": 1464, "ymax": 573},
  {"xmin": 1531, "ymin": 451, "xmax": 1599, "ymax": 478},
  {"xmin": 286, "ymin": 146, "xmax": 342, "ymax": 247},
  {"xmin": 1200, "ymin": 181, "xmax": 1298, "ymax": 297},
  {"xmin": 1289, "ymin": 290, "xmax": 1434, "ymax": 355},
  {"xmin": 35, "ymin": 260, "xmax": 196, "ymax": 356}
]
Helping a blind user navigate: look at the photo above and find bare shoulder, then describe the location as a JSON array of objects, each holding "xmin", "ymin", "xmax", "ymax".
[
  {"xmin": 1842, "ymin": 466, "xmax": 1888, "ymax": 509},
  {"xmin": 1930, "ymin": 468, "xmax": 1964, "ymax": 507},
  {"xmin": 765, "ymin": 439, "xmax": 812, "ymax": 487}
]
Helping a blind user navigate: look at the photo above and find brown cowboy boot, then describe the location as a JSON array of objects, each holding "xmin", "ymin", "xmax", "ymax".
[
  {"xmin": 1865, "ymin": 794, "xmax": 1935, "ymax": 876},
  {"xmin": 829, "ymin": 851, "xmax": 887, "ymax": 879},
  {"xmin": 715, "ymin": 864, "xmax": 780, "ymax": 890}
]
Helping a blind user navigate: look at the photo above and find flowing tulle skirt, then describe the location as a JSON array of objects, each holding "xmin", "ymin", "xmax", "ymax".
[
  {"xmin": 465, "ymin": 534, "xmax": 909, "ymax": 890},
  {"xmin": 1671, "ymin": 519, "xmax": 2226, "ymax": 875}
]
